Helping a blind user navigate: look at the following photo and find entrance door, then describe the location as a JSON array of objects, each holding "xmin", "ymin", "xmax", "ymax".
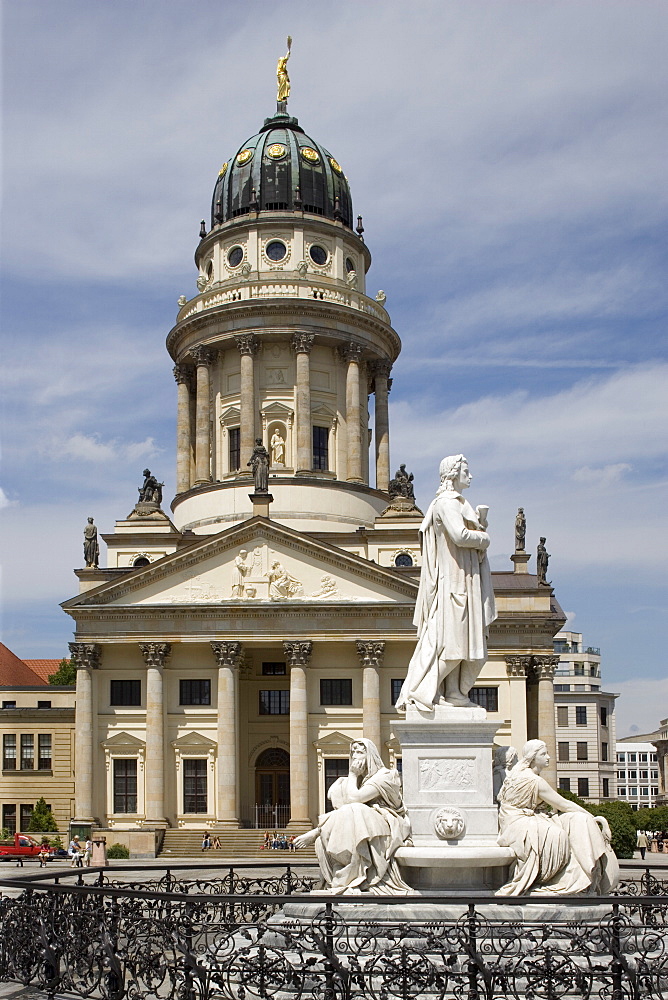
[
  {"xmin": 183, "ymin": 759, "xmax": 207, "ymax": 813},
  {"xmin": 254, "ymin": 748, "xmax": 290, "ymax": 828}
]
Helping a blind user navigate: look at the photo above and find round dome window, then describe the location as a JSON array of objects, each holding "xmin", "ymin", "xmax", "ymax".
[
  {"xmin": 309, "ymin": 245, "xmax": 328, "ymax": 266},
  {"xmin": 395, "ymin": 553, "xmax": 413, "ymax": 568},
  {"xmin": 228, "ymin": 246, "xmax": 244, "ymax": 268},
  {"xmin": 266, "ymin": 240, "xmax": 287, "ymax": 262}
]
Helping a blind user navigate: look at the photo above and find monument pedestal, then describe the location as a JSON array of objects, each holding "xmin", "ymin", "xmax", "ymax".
[{"xmin": 394, "ymin": 704, "xmax": 512, "ymax": 892}]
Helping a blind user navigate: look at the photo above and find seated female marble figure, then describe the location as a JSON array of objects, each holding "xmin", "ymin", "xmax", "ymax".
[
  {"xmin": 294, "ymin": 739, "xmax": 412, "ymax": 894},
  {"xmin": 496, "ymin": 740, "xmax": 619, "ymax": 896}
]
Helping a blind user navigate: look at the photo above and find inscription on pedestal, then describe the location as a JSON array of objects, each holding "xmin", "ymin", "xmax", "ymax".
[{"xmin": 418, "ymin": 757, "xmax": 475, "ymax": 790}]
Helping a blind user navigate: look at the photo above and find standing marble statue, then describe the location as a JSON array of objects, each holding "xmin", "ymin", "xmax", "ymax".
[
  {"xmin": 83, "ymin": 517, "xmax": 99, "ymax": 568},
  {"xmin": 294, "ymin": 738, "xmax": 412, "ymax": 894},
  {"xmin": 270, "ymin": 430, "xmax": 285, "ymax": 466},
  {"xmin": 514, "ymin": 508, "xmax": 526, "ymax": 552},
  {"xmin": 537, "ymin": 536, "xmax": 551, "ymax": 586},
  {"xmin": 248, "ymin": 439, "xmax": 270, "ymax": 493},
  {"xmin": 496, "ymin": 740, "xmax": 619, "ymax": 896},
  {"xmin": 396, "ymin": 455, "xmax": 497, "ymax": 711}
]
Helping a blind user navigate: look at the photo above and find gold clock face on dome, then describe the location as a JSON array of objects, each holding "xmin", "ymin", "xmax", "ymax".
[
  {"xmin": 300, "ymin": 146, "xmax": 320, "ymax": 163},
  {"xmin": 218, "ymin": 162, "xmax": 228, "ymax": 177},
  {"xmin": 236, "ymin": 148, "xmax": 254, "ymax": 166},
  {"xmin": 266, "ymin": 143, "xmax": 287, "ymax": 159},
  {"xmin": 329, "ymin": 157, "xmax": 343, "ymax": 175}
]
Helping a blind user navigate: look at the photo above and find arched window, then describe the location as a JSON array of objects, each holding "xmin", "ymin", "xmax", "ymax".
[
  {"xmin": 394, "ymin": 552, "xmax": 413, "ymax": 567},
  {"xmin": 256, "ymin": 747, "xmax": 290, "ymax": 768}
]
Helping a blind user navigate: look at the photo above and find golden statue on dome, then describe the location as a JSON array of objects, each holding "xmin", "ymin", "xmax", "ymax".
[{"xmin": 277, "ymin": 36, "xmax": 292, "ymax": 104}]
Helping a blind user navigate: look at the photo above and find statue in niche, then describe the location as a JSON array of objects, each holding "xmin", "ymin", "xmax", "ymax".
[
  {"xmin": 493, "ymin": 745, "xmax": 518, "ymax": 801},
  {"xmin": 248, "ymin": 438, "xmax": 270, "ymax": 493},
  {"xmin": 537, "ymin": 536, "xmax": 551, "ymax": 586},
  {"xmin": 276, "ymin": 36, "xmax": 292, "ymax": 103},
  {"xmin": 138, "ymin": 469, "xmax": 163, "ymax": 505},
  {"xmin": 388, "ymin": 464, "xmax": 416, "ymax": 502},
  {"xmin": 83, "ymin": 517, "xmax": 99, "ymax": 568},
  {"xmin": 231, "ymin": 549, "xmax": 248, "ymax": 599},
  {"xmin": 515, "ymin": 508, "xmax": 526, "ymax": 552},
  {"xmin": 294, "ymin": 738, "xmax": 412, "ymax": 894},
  {"xmin": 270, "ymin": 430, "xmax": 286, "ymax": 466},
  {"xmin": 268, "ymin": 561, "xmax": 303, "ymax": 598},
  {"xmin": 396, "ymin": 454, "xmax": 497, "ymax": 711},
  {"xmin": 496, "ymin": 740, "xmax": 619, "ymax": 896}
]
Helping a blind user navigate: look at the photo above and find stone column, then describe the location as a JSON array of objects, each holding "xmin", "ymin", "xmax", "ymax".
[
  {"xmin": 191, "ymin": 346, "xmax": 213, "ymax": 485},
  {"xmin": 235, "ymin": 334, "xmax": 259, "ymax": 472},
  {"xmin": 69, "ymin": 642, "xmax": 100, "ymax": 822},
  {"xmin": 357, "ymin": 640, "xmax": 384, "ymax": 754},
  {"xmin": 340, "ymin": 342, "xmax": 364, "ymax": 482},
  {"xmin": 283, "ymin": 640, "xmax": 313, "ymax": 828},
  {"xmin": 139, "ymin": 642, "xmax": 171, "ymax": 827},
  {"xmin": 368, "ymin": 359, "xmax": 392, "ymax": 492},
  {"xmin": 532, "ymin": 654, "xmax": 560, "ymax": 788},
  {"xmin": 505, "ymin": 655, "xmax": 532, "ymax": 754},
  {"xmin": 211, "ymin": 641, "xmax": 243, "ymax": 828},
  {"xmin": 291, "ymin": 333, "xmax": 314, "ymax": 474},
  {"xmin": 174, "ymin": 363, "xmax": 193, "ymax": 494}
]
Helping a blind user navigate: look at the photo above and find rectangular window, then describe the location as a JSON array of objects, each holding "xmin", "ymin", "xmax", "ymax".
[
  {"xmin": 20, "ymin": 734, "xmax": 34, "ymax": 770},
  {"xmin": 179, "ymin": 679, "xmax": 211, "ymax": 706},
  {"xmin": 558, "ymin": 742, "xmax": 570, "ymax": 762},
  {"xmin": 320, "ymin": 679, "xmax": 353, "ymax": 706},
  {"xmin": 575, "ymin": 706, "xmax": 587, "ymax": 725},
  {"xmin": 617, "ymin": 752, "xmax": 625, "ymax": 762},
  {"xmin": 113, "ymin": 758, "xmax": 137, "ymax": 813},
  {"xmin": 469, "ymin": 687, "xmax": 499, "ymax": 712},
  {"xmin": 652, "ymin": 787, "xmax": 659, "ymax": 796},
  {"xmin": 603, "ymin": 778, "xmax": 609, "ymax": 797},
  {"xmin": 3, "ymin": 734, "xmax": 16, "ymax": 770},
  {"xmin": 576, "ymin": 742, "xmax": 588, "ymax": 761},
  {"xmin": 2, "ymin": 701, "xmax": 16, "ymax": 709},
  {"xmin": 391, "ymin": 679, "xmax": 403, "ymax": 705},
  {"xmin": 183, "ymin": 759, "xmax": 207, "ymax": 813},
  {"xmin": 639, "ymin": 753, "xmax": 648, "ymax": 763},
  {"xmin": 577, "ymin": 778, "xmax": 590, "ymax": 798},
  {"xmin": 37, "ymin": 701, "xmax": 51, "ymax": 709},
  {"xmin": 312, "ymin": 426, "xmax": 329, "ymax": 471},
  {"xmin": 629, "ymin": 770, "xmax": 637, "ymax": 779},
  {"xmin": 110, "ymin": 680, "xmax": 141, "ymax": 706},
  {"xmin": 38, "ymin": 734, "xmax": 52, "ymax": 770},
  {"xmin": 557, "ymin": 706, "xmax": 568, "ymax": 727},
  {"xmin": 640, "ymin": 787, "xmax": 649, "ymax": 797},
  {"xmin": 20, "ymin": 804, "xmax": 33, "ymax": 830},
  {"xmin": 629, "ymin": 787, "xmax": 638, "ymax": 796},
  {"xmin": 262, "ymin": 662, "xmax": 287, "ymax": 676},
  {"xmin": 229, "ymin": 427, "xmax": 240, "ymax": 472},
  {"xmin": 259, "ymin": 690, "xmax": 290, "ymax": 715},
  {"xmin": 618, "ymin": 787, "xmax": 626, "ymax": 796},
  {"xmin": 652, "ymin": 770, "xmax": 659, "ymax": 780},
  {"xmin": 601, "ymin": 742, "xmax": 608, "ymax": 762},
  {"xmin": 617, "ymin": 770, "xmax": 626, "ymax": 779},
  {"xmin": 640, "ymin": 770, "xmax": 648, "ymax": 780},
  {"xmin": 558, "ymin": 777, "xmax": 571, "ymax": 792},
  {"xmin": 574, "ymin": 664, "xmax": 585, "ymax": 676},
  {"xmin": 628, "ymin": 753, "xmax": 637, "ymax": 762},
  {"xmin": 554, "ymin": 684, "xmax": 571, "ymax": 692},
  {"xmin": 2, "ymin": 803, "xmax": 16, "ymax": 834},
  {"xmin": 600, "ymin": 706, "xmax": 608, "ymax": 726},
  {"xmin": 324, "ymin": 758, "xmax": 349, "ymax": 812}
]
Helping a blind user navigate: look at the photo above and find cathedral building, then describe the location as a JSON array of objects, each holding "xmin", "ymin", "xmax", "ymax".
[{"xmin": 62, "ymin": 80, "xmax": 565, "ymax": 855}]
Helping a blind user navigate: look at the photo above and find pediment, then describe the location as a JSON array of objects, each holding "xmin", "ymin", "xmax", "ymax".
[
  {"xmin": 172, "ymin": 733, "xmax": 217, "ymax": 750},
  {"xmin": 101, "ymin": 732, "xmax": 145, "ymax": 750},
  {"xmin": 313, "ymin": 731, "xmax": 353, "ymax": 752},
  {"xmin": 63, "ymin": 517, "xmax": 417, "ymax": 609}
]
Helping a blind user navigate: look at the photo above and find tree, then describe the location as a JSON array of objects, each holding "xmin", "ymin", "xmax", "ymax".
[
  {"xmin": 26, "ymin": 797, "xmax": 58, "ymax": 833},
  {"xmin": 547, "ymin": 789, "xmax": 636, "ymax": 858},
  {"xmin": 48, "ymin": 658, "xmax": 76, "ymax": 686},
  {"xmin": 634, "ymin": 806, "xmax": 668, "ymax": 832}
]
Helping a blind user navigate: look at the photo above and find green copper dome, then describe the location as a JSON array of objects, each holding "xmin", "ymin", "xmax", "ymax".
[{"xmin": 211, "ymin": 112, "xmax": 353, "ymax": 229}]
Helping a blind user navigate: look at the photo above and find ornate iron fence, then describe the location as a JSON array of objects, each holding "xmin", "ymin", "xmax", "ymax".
[{"xmin": 0, "ymin": 863, "xmax": 667, "ymax": 999}]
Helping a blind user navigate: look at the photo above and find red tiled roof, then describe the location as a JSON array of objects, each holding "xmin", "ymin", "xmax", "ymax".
[
  {"xmin": 0, "ymin": 644, "xmax": 46, "ymax": 686},
  {"xmin": 22, "ymin": 659, "xmax": 61, "ymax": 683}
]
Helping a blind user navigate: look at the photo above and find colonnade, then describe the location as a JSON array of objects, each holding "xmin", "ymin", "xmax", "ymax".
[
  {"xmin": 70, "ymin": 637, "xmax": 390, "ymax": 830},
  {"xmin": 505, "ymin": 654, "xmax": 559, "ymax": 787},
  {"xmin": 173, "ymin": 335, "xmax": 393, "ymax": 494}
]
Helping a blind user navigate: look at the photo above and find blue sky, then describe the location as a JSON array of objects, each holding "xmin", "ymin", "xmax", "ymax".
[{"xmin": 1, "ymin": 1, "xmax": 666, "ymax": 736}]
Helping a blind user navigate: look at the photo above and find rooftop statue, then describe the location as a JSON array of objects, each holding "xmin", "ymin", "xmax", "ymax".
[
  {"xmin": 83, "ymin": 517, "xmax": 99, "ymax": 569},
  {"xmin": 294, "ymin": 738, "xmax": 412, "ymax": 894},
  {"xmin": 248, "ymin": 438, "xmax": 270, "ymax": 494},
  {"xmin": 537, "ymin": 536, "xmax": 551, "ymax": 585},
  {"xmin": 396, "ymin": 454, "xmax": 496, "ymax": 711},
  {"xmin": 497, "ymin": 740, "xmax": 619, "ymax": 896},
  {"xmin": 515, "ymin": 507, "xmax": 526, "ymax": 552},
  {"xmin": 138, "ymin": 469, "xmax": 163, "ymax": 505},
  {"xmin": 388, "ymin": 463, "xmax": 416, "ymax": 502},
  {"xmin": 276, "ymin": 36, "xmax": 292, "ymax": 104}
]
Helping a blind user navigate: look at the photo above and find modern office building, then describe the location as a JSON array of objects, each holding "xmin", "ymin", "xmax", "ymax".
[{"xmin": 616, "ymin": 736, "xmax": 661, "ymax": 809}]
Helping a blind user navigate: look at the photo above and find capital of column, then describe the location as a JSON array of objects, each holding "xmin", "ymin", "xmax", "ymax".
[
  {"xmin": 356, "ymin": 640, "xmax": 385, "ymax": 668},
  {"xmin": 173, "ymin": 362, "xmax": 194, "ymax": 386},
  {"xmin": 532, "ymin": 654, "xmax": 560, "ymax": 681},
  {"xmin": 211, "ymin": 641, "xmax": 244, "ymax": 669},
  {"xmin": 367, "ymin": 359, "xmax": 392, "ymax": 383},
  {"xmin": 191, "ymin": 345, "xmax": 214, "ymax": 368},
  {"xmin": 69, "ymin": 642, "xmax": 101, "ymax": 670},
  {"xmin": 139, "ymin": 642, "xmax": 171, "ymax": 669},
  {"xmin": 235, "ymin": 333, "xmax": 259, "ymax": 356},
  {"xmin": 291, "ymin": 332, "xmax": 314, "ymax": 354},
  {"xmin": 283, "ymin": 640, "xmax": 313, "ymax": 667},
  {"xmin": 338, "ymin": 341, "xmax": 363, "ymax": 364},
  {"xmin": 505, "ymin": 654, "xmax": 532, "ymax": 678}
]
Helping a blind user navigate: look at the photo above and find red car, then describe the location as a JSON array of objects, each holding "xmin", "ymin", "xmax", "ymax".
[{"xmin": 0, "ymin": 833, "xmax": 43, "ymax": 862}]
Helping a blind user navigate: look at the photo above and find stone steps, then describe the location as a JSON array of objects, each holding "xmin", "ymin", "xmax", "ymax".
[{"xmin": 158, "ymin": 829, "xmax": 316, "ymax": 859}]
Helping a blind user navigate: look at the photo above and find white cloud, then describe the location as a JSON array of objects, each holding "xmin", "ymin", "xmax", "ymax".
[
  {"xmin": 572, "ymin": 464, "xmax": 631, "ymax": 488},
  {"xmin": 614, "ymin": 678, "xmax": 668, "ymax": 739},
  {"xmin": 0, "ymin": 488, "xmax": 17, "ymax": 511},
  {"xmin": 54, "ymin": 433, "xmax": 160, "ymax": 465}
]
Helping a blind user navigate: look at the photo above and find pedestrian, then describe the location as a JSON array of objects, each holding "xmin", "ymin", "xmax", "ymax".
[
  {"xmin": 68, "ymin": 835, "xmax": 82, "ymax": 867},
  {"xmin": 211, "ymin": 835, "xmax": 221, "ymax": 850},
  {"xmin": 39, "ymin": 841, "xmax": 50, "ymax": 868},
  {"xmin": 637, "ymin": 830, "xmax": 648, "ymax": 860},
  {"xmin": 83, "ymin": 837, "xmax": 93, "ymax": 867},
  {"xmin": 288, "ymin": 835, "xmax": 296, "ymax": 852},
  {"xmin": 201, "ymin": 831, "xmax": 211, "ymax": 851}
]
